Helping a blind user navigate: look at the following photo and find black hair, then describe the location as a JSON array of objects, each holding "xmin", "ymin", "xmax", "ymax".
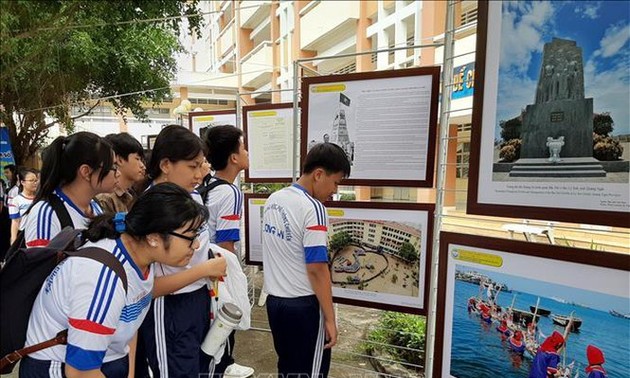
[
  {"xmin": 203, "ymin": 125, "xmax": 243, "ymax": 171},
  {"xmin": 104, "ymin": 133, "xmax": 144, "ymax": 161},
  {"xmin": 302, "ymin": 142, "xmax": 351, "ymax": 177},
  {"xmin": 83, "ymin": 182, "xmax": 209, "ymax": 242},
  {"xmin": 18, "ymin": 168, "xmax": 38, "ymax": 192},
  {"xmin": 35, "ymin": 132, "xmax": 114, "ymax": 203},
  {"xmin": 4, "ymin": 164, "xmax": 17, "ymax": 187},
  {"xmin": 147, "ymin": 125, "xmax": 204, "ymax": 180}
]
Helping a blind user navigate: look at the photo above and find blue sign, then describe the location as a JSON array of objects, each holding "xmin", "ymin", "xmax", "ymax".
[
  {"xmin": 0, "ymin": 127, "xmax": 16, "ymax": 183},
  {"xmin": 452, "ymin": 62, "xmax": 475, "ymax": 99}
]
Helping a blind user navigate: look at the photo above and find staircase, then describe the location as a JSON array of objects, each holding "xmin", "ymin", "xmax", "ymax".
[{"xmin": 509, "ymin": 157, "xmax": 606, "ymax": 178}]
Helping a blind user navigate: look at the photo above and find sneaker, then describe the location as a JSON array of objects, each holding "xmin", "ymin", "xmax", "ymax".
[{"xmin": 223, "ymin": 363, "xmax": 255, "ymax": 378}]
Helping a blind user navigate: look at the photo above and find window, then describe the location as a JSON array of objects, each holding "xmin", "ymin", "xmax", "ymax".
[{"xmin": 456, "ymin": 142, "xmax": 470, "ymax": 178}]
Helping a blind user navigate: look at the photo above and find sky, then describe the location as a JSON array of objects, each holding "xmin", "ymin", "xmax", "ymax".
[
  {"xmin": 495, "ymin": 1, "xmax": 630, "ymax": 136},
  {"xmin": 457, "ymin": 266, "xmax": 629, "ymax": 313}
]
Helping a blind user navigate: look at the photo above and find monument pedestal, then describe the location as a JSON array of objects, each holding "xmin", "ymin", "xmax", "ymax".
[
  {"xmin": 509, "ymin": 157, "xmax": 606, "ymax": 178},
  {"xmin": 521, "ymin": 98, "xmax": 593, "ymax": 158}
]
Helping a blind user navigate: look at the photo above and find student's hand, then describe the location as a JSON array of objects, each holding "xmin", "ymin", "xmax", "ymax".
[
  {"xmin": 204, "ymin": 255, "xmax": 227, "ymax": 278},
  {"xmin": 323, "ymin": 319, "xmax": 338, "ymax": 349}
]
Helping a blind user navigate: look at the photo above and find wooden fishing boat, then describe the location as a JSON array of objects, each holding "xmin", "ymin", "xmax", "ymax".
[
  {"xmin": 511, "ymin": 308, "xmax": 540, "ymax": 327},
  {"xmin": 529, "ymin": 305, "xmax": 551, "ymax": 316},
  {"xmin": 551, "ymin": 314, "xmax": 582, "ymax": 332}
]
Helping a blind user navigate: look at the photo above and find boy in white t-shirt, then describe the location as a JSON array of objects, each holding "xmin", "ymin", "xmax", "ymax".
[{"xmin": 262, "ymin": 143, "xmax": 351, "ymax": 378}]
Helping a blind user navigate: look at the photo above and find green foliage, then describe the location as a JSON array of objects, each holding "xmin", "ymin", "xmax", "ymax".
[
  {"xmin": 339, "ymin": 192, "xmax": 356, "ymax": 201},
  {"xmin": 364, "ymin": 312, "xmax": 426, "ymax": 370},
  {"xmin": 593, "ymin": 113, "xmax": 614, "ymax": 136},
  {"xmin": 252, "ymin": 183, "xmax": 290, "ymax": 194},
  {"xmin": 499, "ymin": 117, "xmax": 522, "ymax": 142},
  {"xmin": 329, "ymin": 231, "xmax": 352, "ymax": 252},
  {"xmin": 391, "ymin": 274, "xmax": 398, "ymax": 284},
  {"xmin": 499, "ymin": 138, "xmax": 522, "ymax": 162},
  {"xmin": 593, "ymin": 133, "xmax": 623, "ymax": 161},
  {"xmin": 397, "ymin": 241, "xmax": 418, "ymax": 262},
  {"xmin": 0, "ymin": 0, "xmax": 202, "ymax": 164}
]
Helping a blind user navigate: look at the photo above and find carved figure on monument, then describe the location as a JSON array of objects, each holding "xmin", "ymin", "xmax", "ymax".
[{"xmin": 546, "ymin": 136, "xmax": 565, "ymax": 163}]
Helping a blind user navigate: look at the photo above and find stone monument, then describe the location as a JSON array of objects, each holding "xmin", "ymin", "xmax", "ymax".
[
  {"xmin": 508, "ymin": 38, "xmax": 605, "ymax": 178},
  {"xmin": 521, "ymin": 38, "xmax": 593, "ymax": 158},
  {"xmin": 331, "ymin": 109, "xmax": 354, "ymax": 164}
]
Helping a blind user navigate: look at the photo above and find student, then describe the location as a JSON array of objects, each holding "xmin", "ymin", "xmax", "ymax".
[
  {"xmin": 585, "ymin": 345, "xmax": 607, "ymax": 378},
  {"xmin": 262, "ymin": 142, "xmax": 351, "ymax": 378},
  {"xmin": 3, "ymin": 164, "xmax": 18, "ymax": 207},
  {"xmin": 139, "ymin": 125, "xmax": 227, "ymax": 378},
  {"xmin": 22, "ymin": 132, "xmax": 118, "ymax": 248},
  {"xmin": 203, "ymin": 125, "xmax": 253, "ymax": 378},
  {"xmin": 529, "ymin": 331, "xmax": 565, "ymax": 378},
  {"xmin": 96, "ymin": 133, "xmax": 146, "ymax": 213},
  {"xmin": 19, "ymin": 183, "xmax": 210, "ymax": 377},
  {"xmin": 8, "ymin": 168, "xmax": 39, "ymax": 243}
]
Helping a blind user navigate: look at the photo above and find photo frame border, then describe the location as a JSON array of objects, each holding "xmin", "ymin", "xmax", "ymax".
[
  {"xmin": 243, "ymin": 102, "xmax": 296, "ymax": 183},
  {"xmin": 433, "ymin": 231, "xmax": 630, "ymax": 377},
  {"xmin": 245, "ymin": 193, "xmax": 435, "ymax": 314},
  {"xmin": 188, "ymin": 109, "xmax": 237, "ymax": 135},
  {"xmin": 466, "ymin": 1, "xmax": 628, "ymax": 227},
  {"xmin": 300, "ymin": 67, "xmax": 440, "ymax": 187}
]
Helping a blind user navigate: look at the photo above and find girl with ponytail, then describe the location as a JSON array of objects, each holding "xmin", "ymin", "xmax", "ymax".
[
  {"xmin": 21, "ymin": 183, "xmax": 213, "ymax": 378},
  {"xmin": 22, "ymin": 132, "xmax": 118, "ymax": 248}
]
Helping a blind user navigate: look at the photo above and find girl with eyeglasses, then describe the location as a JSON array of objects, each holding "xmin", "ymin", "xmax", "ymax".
[
  {"xmin": 8, "ymin": 168, "xmax": 39, "ymax": 244},
  {"xmin": 21, "ymin": 132, "xmax": 118, "ymax": 248},
  {"xmin": 138, "ymin": 125, "xmax": 227, "ymax": 378},
  {"xmin": 20, "ymin": 183, "xmax": 210, "ymax": 378}
]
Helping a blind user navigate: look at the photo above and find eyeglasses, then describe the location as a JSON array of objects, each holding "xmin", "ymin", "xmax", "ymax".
[
  {"xmin": 22, "ymin": 179, "xmax": 39, "ymax": 183},
  {"xmin": 168, "ymin": 231, "xmax": 200, "ymax": 248}
]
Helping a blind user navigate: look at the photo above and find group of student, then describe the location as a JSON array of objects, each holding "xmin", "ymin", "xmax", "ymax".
[
  {"xmin": 3, "ymin": 119, "xmax": 356, "ymax": 378},
  {"xmin": 7, "ymin": 125, "xmax": 254, "ymax": 378},
  {"xmin": 0, "ymin": 164, "xmax": 40, "ymax": 252}
]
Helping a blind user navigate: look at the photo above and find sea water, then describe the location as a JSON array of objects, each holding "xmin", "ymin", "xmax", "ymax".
[{"xmin": 450, "ymin": 280, "xmax": 629, "ymax": 377}]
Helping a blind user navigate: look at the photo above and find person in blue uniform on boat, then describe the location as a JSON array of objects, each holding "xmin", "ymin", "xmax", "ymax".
[
  {"xmin": 585, "ymin": 345, "xmax": 607, "ymax": 378},
  {"xmin": 528, "ymin": 330, "xmax": 565, "ymax": 378}
]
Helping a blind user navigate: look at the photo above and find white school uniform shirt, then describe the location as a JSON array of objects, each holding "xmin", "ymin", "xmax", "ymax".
[
  {"xmin": 26, "ymin": 238, "xmax": 154, "ymax": 371},
  {"xmin": 22, "ymin": 188, "xmax": 103, "ymax": 248},
  {"xmin": 262, "ymin": 184, "xmax": 329, "ymax": 298},
  {"xmin": 8, "ymin": 192, "xmax": 34, "ymax": 229},
  {"xmin": 5, "ymin": 184, "xmax": 18, "ymax": 207},
  {"xmin": 152, "ymin": 187, "xmax": 211, "ymax": 295},
  {"xmin": 204, "ymin": 179, "xmax": 243, "ymax": 244}
]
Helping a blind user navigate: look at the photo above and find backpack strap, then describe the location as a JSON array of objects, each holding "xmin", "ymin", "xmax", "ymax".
[
  {"xmin": 198, "ymin": 177, "xmax": 230, "ymax": 204},
  {"xmin": 65, "ymin": 247, "xmax": 128, "ymax": 293},
  {"xmin": 48, "ymin": 193, "xmax": 74, "ymax": 229},
  {"xmin": 0, "ymin": 247, "xmax": 128, "ymax": 370}
]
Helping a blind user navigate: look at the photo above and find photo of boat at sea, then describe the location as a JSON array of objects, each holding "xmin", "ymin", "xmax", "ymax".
[{"xmin": 450, "ymin": 266, "xmax": 630, "ymax": 377}]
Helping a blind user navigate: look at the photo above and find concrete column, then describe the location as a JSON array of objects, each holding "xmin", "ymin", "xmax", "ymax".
[
  {"xmin": 394, "ymin": 1, "xmax": 407, "ymax": 66},
  {"xmin": 356, "ymin": 1, "xmax": 375, "ymax": 73}
]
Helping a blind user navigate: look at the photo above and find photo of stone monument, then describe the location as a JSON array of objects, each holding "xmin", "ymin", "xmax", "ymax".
[{"xmin": 491, "ymin": 1, "xmax": 629, "ymax": 184}]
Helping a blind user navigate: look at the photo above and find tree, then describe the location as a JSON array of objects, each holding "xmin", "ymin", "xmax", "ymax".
[
  {"xmin": 0, "ymin": 1, "xmax": 202, "ymax": 164},
  {"xmin": 398, "ymin": 242, "xmax": 418, "ymax": 262},
  {"xmin": 329, "ymin": 231, "xmax": 352, "ymax": 252},
  {"xmin": 499, "ymin": 117, "xmax": 522, "ymax": 142},
  {"xmin": 593, "ymin": 113, "xmax": 614, "ymax": 136}
]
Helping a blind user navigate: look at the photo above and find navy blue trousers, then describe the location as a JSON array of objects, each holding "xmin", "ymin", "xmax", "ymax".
[
  {"xmin": 139, "ymin": 286, "xmax": 212, "ymax": 378},
  {"xmin": 19, "ymin": 355, "xmax": 128, "ymax": 377},
  {"xmin": 266, "ymin": 295, "xmax": 331, "ymax": 378}
]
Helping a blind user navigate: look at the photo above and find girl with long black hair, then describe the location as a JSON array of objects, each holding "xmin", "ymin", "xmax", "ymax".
[
  {"xmin": 22, "ymin": 132, "xmax": 118, "ymax": 247},
  {"xmin": 139, "ymin": 125, "xmax": 227, "ymax": 378}
]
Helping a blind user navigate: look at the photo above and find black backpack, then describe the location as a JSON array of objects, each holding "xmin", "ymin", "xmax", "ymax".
[
  {"xmin": 0, "ymin": 228, "xmax": 128, "ymax": 373},
  {"xmin": 3, "ymin": 194, "xmax": 74, "ymax": 264},
  {"xmin": 197, "ymin": 176, "xmax": 230, "ymax": 205}
]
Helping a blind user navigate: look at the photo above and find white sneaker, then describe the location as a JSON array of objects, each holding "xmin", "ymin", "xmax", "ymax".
[{"xmin": 223, "ymin": 363, "xmax": 255, "ymax": 378}]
